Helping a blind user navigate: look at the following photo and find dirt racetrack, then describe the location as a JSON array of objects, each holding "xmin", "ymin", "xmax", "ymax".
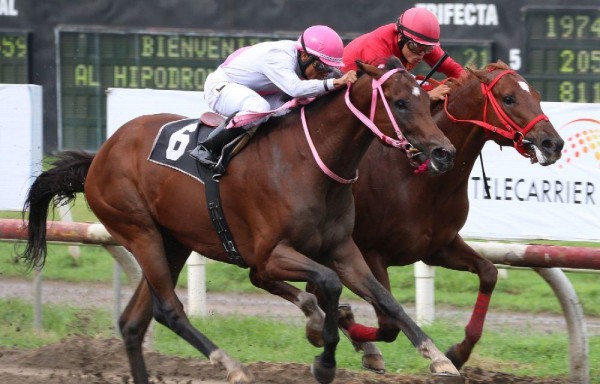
[
  {"xmin": 0, "ymin": 335, "xmax": 575, "ymax": 384},
  {"xmin": 0, "ymin": 277, "xmax": 587, "ymax": 383}
]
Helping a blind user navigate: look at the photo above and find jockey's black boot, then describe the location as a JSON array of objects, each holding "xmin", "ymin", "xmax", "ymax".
[{"xmin": 190, "ymin": 119, "xmax": 244, "ymax": 169}]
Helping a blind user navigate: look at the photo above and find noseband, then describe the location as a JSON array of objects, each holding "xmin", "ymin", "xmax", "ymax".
[{"xmin": 443, "ymin": 69, "xmax": 549, "ymax": 157}]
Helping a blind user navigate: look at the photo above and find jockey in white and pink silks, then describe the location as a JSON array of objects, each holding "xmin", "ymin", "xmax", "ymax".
[{"xmin": 190, "ymin": 25, "xmax": 358, "ymax": 169}]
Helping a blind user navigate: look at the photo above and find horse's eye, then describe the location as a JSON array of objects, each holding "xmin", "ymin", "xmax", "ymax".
[
  {"xmin": 503, "ymin": 95, "xmax": 515, "ymax": 105},
  {"xmin": 395, "ymin": 99, "xmax": 408, "ymax": 110}
]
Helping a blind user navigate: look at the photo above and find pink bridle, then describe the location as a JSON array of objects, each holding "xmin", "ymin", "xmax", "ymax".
[
  {"xmin": 301, "ymin": 68, "xmax": 419, "ymax": 184},
  {"xmin": 443, "ymin": 69, "xmax": 549, "ymax": 157},
  {"xmin": 344, "ymin": 68, "xmax": 412, "ymax": 150}
]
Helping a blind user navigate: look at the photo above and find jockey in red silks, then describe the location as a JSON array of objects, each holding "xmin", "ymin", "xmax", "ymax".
[
  {"xmin": 343, "ymin": 7, "xmax": 466, "ymax": 102},
  {"xmin": 190, "ymin": 25, "xmax": 357, "ymax": 169}
]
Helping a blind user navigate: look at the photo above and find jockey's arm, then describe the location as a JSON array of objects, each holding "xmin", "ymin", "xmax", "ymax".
[{"xmin": 262, "ymin": 49, "xmax": 331, "ymax": 98}]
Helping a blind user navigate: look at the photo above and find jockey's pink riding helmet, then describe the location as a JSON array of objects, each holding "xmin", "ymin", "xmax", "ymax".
[
  {"xmin": 397, "ymin": 8, "xmax": 440, "ymax": 46},
  {"xmin": 295, "ymin": 25, "xmax": 344, "ymax": 67}
]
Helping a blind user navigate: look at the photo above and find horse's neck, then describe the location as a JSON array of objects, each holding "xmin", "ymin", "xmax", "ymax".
[
  {"xmin": 303, "ymin": 88, "xmax": 376, "ymax": 181},
  {"xmin": 435, "ymin": 78, "xmax": 489, "ymax": 178}
]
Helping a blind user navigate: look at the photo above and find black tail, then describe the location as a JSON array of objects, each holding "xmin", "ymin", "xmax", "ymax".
[{"xmin": 20, "ymin": 151, "xmax": 95, "ymax": 270}]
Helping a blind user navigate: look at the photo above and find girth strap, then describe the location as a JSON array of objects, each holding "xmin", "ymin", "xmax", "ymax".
[{"xmin": 196, "ymin": 164, "xmax": 247, "ymax": 268}]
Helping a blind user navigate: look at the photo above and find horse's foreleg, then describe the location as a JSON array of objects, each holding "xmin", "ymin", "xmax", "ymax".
[
  {"xmin": 331, "ymin": 241, "xmax": 459, "ymax": 377},
  {"xmin": 319, "ymin": 249, "xmax": 389, "ymax": 373},
  {"xmin": 249, "ymin": 269, "xmax": 326, "ymax": 347},
  {"xmin": 424, "ymin": 236, "xmax": 497, "ymax": 369},
  {"xmin": 261, "ymin": 244, "xmax": 343, "ymax": 384}
]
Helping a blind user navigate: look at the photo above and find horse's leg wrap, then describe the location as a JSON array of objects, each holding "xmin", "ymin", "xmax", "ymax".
[
  {"xmin": 346, "ymin": 323, "xmax": 379, "ymax": 342},
  {"xmin": 465, "ymin": 292, "xmax": 491, "ymax": 343},
  {"xmin": 446, "ymin": 291, "xmax": 492, "ymax": 369},
  {"xmin": 339, "ymin": 304, "xmax": 379, "ymax": 343}
]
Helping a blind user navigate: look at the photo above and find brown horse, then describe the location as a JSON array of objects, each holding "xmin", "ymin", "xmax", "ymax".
[
  {"xmin": 20, "ymin": 59, "xmax": 458, "ymax": 384},
  {"xmin": 255, "ymin": 61, "xmax": 564, "ymax": 373},
  {"xmin": 346, "ymin": 61, "xmax": 564, "ymax": 370}
]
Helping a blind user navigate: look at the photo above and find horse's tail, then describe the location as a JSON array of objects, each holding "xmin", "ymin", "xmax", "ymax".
[{"xmin": 21, "ymin": 151, "xmax": 95, "ymax": 270}]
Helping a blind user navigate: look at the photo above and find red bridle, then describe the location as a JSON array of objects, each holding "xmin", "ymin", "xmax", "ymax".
[{"xmin": 443, "ymin": 69, "xmax": 549, "ymax": 157}]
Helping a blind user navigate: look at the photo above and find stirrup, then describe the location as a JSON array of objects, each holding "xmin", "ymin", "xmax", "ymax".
[{"xmin": 190, "ymin": 145, "xmax": 219, "ymax": 168}]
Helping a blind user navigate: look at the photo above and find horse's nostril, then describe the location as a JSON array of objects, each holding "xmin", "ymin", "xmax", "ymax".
[
  {"xmin": 432, "ymin": 148, "xmax": 451, "ymax": 162},
  {"xmin": 542, "ymin": 138, "xmax": 564, "ymax": 152}
]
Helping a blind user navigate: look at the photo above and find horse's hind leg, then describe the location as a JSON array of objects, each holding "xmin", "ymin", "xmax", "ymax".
[
  {"xmin": 106, "ymin": 222, "xmax": 252, "ymax": 384},
  {"xmin": 118, "ymin": 238, "xmax": 189, "ymax": 383},
  {"xmin": 249, "ymin": 269, "xmax": 326, "ymax": 347},
  {"xmin": 424, "ymin": 236, "xmax": 497, "ymax": 369},
  {"xmin": 119, "ymin": 279, "xmax": 153, "ymax": 383}
]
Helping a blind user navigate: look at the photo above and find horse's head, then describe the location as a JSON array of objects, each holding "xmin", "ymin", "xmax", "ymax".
[
  {"xmin": 463, "ymin": 61, "xmax": 564, "ymax": 165},
  {"xmin": 352, "ymin": 58, "xmax": 455, "ymax": 175}
]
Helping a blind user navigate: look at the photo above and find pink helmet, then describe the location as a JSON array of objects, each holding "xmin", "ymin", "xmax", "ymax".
[
  {"xmin": 397, "ymin": 8, "xmax": 440, "ymax": 46},
  {"xmin": 295, "ymin": 25, "xmax": 344, "ymax": 67}
]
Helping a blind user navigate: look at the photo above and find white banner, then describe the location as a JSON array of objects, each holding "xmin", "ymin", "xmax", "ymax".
[
  {"xmin": 0, "ymin": 84, "xmax": 43, "ymax": 211},
  {"xmin": 106, "ymin": 88, "xmax": 208, "ymax": 138},
  {"xmin": 461, "ymin": 102, "xmax": 600, "ymax": 242}
]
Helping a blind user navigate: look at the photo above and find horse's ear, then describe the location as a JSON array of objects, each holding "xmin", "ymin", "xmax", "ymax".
[
  {"xmin": 495, "ymin": 59, "xmax": 510, "ymax": 70},
  {"xmin": 356, "ymin": 60, "xmax": 382, "ymax": 77}
]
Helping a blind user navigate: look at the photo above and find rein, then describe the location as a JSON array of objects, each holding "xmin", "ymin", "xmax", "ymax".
[
  {"xmin": 443, "ymin": 69, "xmax": 549, "ymax": 157},
  {"xmin": 301, "ymin": 67, "xmax": 412, "ymax": 184},
  {"xmin": 301, "ymin": 107, "xmax": 359, "ymax": 184},
  {"xmin": 345, "ymin": 68, "xmax": 412, "ymax": 150}
]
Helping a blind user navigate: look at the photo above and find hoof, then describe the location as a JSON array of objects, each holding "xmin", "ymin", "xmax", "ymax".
[
  {"xmin": 226, "ymin": 367, "xmax": 254, "ymax": 384},
  {"xmin": 310, "ymin": 356, "xmax": 336, "ymax": 384},
  {"xmin": 431, "ymin": 372, "xmax": 465, "ymax": 384},
  {"xmin": 430, "ymin": 358, "xmax": 460, "ymax": 376},
  {"xmin": 445, "ymin": 344, "xmax": 467, "ymax": 370},
  {"xmin": 306, "ymin": 325, "xmax": 324, "ymax": 347},
  {"xmin": 362, "ymin": 353, "xmax": 385, "ymax": 374}
]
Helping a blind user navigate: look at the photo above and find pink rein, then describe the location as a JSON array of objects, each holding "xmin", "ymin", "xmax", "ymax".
[{"xmin": 301, "ymin": 68, "xmax": 412, "ymax": 184}]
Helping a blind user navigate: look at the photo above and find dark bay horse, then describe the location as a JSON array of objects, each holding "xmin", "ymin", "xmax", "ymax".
[
  {"xmin": 20, "ymin": 59, "xmax": 458, "ymax": 384},
  {"xmin": 258, "ymin": 61, "xmax": 564, "ymax": 374}
]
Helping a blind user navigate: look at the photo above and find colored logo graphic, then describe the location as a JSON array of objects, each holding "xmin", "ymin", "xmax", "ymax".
[{"xmin": 558, "ymin": 119, "xmax": 600, "ymax": 169}]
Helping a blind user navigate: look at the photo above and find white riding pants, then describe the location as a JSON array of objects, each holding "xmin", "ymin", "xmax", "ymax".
[{"xmin": 204, "ymin": 67, "xmax": 284, "ymax": 119}]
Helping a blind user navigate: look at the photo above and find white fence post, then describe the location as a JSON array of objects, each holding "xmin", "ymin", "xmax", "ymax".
[
  {"xmin": 414, "ymin": 261, "xmax": 435, "ymax": 325},
  {"xmin": 187, "ymin": 252, "xmax": 207, "ymax": 317}
]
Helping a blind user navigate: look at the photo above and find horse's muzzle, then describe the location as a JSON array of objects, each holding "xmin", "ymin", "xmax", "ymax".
[{"xmin": 427, "ymin": 146, "xmax": 455, "ymax": 175}]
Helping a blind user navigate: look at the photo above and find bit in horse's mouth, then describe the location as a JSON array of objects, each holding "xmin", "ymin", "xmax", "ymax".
[{"xmin": 406, "ymin": 146, "xmax": 427, "ymax": 168}]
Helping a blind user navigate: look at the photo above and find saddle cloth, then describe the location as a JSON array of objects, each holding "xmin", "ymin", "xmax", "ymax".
[
  {"xmin": 148, "ymin": 97, "xmax": 316, "ymax": 181},
  {"xmin": 148, "ymin": 118, "xmax": 210, "ymax": 183}
]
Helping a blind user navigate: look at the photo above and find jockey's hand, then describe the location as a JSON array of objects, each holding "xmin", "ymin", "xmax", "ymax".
[
  {"xmin": 428, "ymin": 84, "xmax": 450, "ymax": 101},
  {"xmin": 333, "ymin": 70, "xmax": 358, "ymax": 88}
]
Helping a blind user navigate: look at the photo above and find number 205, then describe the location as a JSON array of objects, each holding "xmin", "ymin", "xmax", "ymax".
[{"xmin": 560, "ymin": 49, "xmax": 600, "ymax": 73}]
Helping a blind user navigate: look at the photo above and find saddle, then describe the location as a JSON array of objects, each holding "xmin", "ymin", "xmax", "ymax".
[
  {"xmin": 200, "ymin": 111, "xmax": 226, "ymax": 127},
  {"xmin": 197, "ymin": 111, "xmax": 257, "ymax": 177}
]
